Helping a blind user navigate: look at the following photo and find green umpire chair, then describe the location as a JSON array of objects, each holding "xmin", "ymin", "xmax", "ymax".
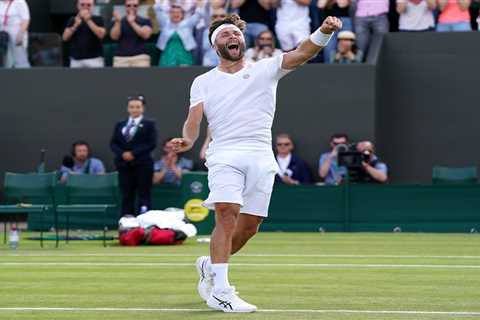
[
  {"xmin": 56, "ymin": 172, "xmax": 119, "ymax": 247},
  {"xmin": 0, "ymin": 172, "xmax": 58, "ymax": 247},
  {"xmin": 432, "ymin": 166, "xmax": 478, "ymax": 185}
]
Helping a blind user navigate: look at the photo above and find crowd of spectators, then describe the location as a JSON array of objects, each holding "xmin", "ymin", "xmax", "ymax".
[
  {"xmin": 59, "ymin": 131, "xmax": 387, "ymax": 190},
  {"xmin": 2, "ymin": 0, "xmax": 480, "ymax": 68}
]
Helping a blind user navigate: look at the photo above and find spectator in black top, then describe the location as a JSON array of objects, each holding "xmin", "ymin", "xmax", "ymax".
[
  {"xmin": 110, "ymin": 0, "xmax": 153, "ymax": 67},
  {"xmin": 231, "ymin": 0, "xmax": 275, "ymax": 47},
  {"xmin": 62, "ymin": 0, "xmax": 106, "ymax": 68}
]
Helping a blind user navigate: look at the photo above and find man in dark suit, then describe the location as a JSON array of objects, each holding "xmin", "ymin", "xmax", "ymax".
[
  {"xmin": 274, "ymin": 133, "xmax": 312, "ymax": 185},
  {"xmin": 110, "ymin": 95, "xmax": 157, "ymax": 216}
]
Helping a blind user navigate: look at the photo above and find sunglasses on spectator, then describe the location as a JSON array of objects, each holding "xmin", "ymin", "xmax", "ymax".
[
  {"xmin": 276, "ymin": 142, "xmax": 291, "ymax": 146},
  {"xmin": 80, "ymin": 3, "xmax": 92, "ymax": 7},
  {"xmin": 259, "ymin": 37, "xmax": 273, "ymax": 41},
  {"xmin": 126, "ymin": 4, "xmax": 139, "ymax": 8},
  {"xmin": 212, "ymin": 14, "xmax": 227, "ymax": 18}
]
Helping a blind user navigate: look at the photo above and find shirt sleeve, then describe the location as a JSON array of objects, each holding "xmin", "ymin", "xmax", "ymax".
[
  {"xmin": 17, "ymin": 1, "xmax": 30, "ymax": 21},
  {"xmin": 374, "ymin": 162, "xmax": 388, "ymax": 175},
  {"xmin": 153, "ymin": 160, "xmax": 164, "ymax": 172},
  {"xmin": 189, "ymin": 76, "xmax": 205, "ymax": 109},
  {"xmin": 319, "ymin": 153, "xmax": 327, "ymax": 167},
  {"xmin": 261, "ymin": 53, "xmax": 293, "ymax": 81},
  {"xmin": 92, "ymin": 159, "xmax": 106, "ymax": 174},
  {"xmin": 179, "ymin": 158, "xmax": 194, "ymax": 170}
]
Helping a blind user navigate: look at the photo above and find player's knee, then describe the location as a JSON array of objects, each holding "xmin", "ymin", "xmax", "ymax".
[
  {"xmin": 216, "ymin": 215, "xmax": 237, "ymax": 232},
  {"xmin": 215, "ymin": 204, "xmax": 239, "ymax": 231}
]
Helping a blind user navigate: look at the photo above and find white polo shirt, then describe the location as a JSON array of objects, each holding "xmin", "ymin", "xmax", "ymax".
[{"xmin": 189, "ymin": 54, "xmax": 292, "ymax": 154}]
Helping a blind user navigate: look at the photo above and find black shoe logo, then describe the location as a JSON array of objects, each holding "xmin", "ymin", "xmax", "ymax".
[
  {"xmin": 200, "ymin": 260, "xmax": 206, "ymax": 280},
  {"xmin": 213, "ymin": 295, "xmax": 233, "ymax": 310}
]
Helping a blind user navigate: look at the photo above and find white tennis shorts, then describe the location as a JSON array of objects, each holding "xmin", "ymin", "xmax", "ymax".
[{"xmin": 204, "ymin": 149, "xmax": 279, "ymax": 217}]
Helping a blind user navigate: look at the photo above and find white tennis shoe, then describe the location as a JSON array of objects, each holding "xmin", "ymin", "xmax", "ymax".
[
  {"xmin": 195, "ymin": 256, "xmax": 214, "ymax": 301},
  {"xmin": 206, "ymin": 286, "xmax": 257, "ymax": 313}
]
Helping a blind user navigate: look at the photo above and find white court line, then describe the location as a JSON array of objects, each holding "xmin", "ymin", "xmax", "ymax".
[
  {"xmin": 0, "ymin": 307, "xmax": 479, "ymax": 316},
  {"xmin": 0, "ymin": 262, "xmax": 480, "ymax": 269},
  {"xmin": 4, "ymin": 253, "xmax": 480, "ymax": 259}
]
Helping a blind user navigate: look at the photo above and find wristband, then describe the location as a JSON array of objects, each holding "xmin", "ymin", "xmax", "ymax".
[{"xmin": 309, "ymin": 29, "xmax": 334, "ymax": 47}]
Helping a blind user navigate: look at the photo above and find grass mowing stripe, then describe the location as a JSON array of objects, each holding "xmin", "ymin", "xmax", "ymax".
[
  {"xmin": 1, "ymin": 262, "xmax": 480, "ymax": 269},
  {"xmin": 4, "ymin": 253, "xmax": 480, "ymax": 259},
  {"xmin": 1, "ymin": 307, "xmax": 480, "ymax": 316}
]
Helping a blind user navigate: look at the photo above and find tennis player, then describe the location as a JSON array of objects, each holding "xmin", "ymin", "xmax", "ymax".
[{"xmin": 171, "ymin": 14, "xmax": 342, "ymax": 313}]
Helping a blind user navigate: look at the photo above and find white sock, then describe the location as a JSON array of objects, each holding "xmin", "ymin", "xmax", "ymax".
[{"xmin": 211, "ymin": 263, "xmax": 230, "ymax": 291}]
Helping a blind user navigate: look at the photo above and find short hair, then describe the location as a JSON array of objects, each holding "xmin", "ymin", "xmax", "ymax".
[
  {"xmin": 276, "ymin": 133, "xmax": 293, "ymax": 142},
  {"xmin": 330, "ymin": 133, "xmax": 349, "ymax": 142},
  {"xmin": 208, "ymin": 13, "xmax": 246, "ymax": 45},
  {"xmin": 71, "ymin": 140, "xmax": 90, "ymax": 157},
  {"xmin": 127, "ymin": 94, "xmax": 147, "ymax": 105}
]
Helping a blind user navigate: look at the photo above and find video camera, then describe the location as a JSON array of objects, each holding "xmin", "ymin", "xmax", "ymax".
[{"xmin": 336, "ymin": 143, "xmax": 373, "ymax": 169}]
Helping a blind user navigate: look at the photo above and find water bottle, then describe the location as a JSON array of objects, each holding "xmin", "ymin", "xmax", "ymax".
[
  {"xmin": 9, "ymin": 226, "xmax": 19, "ymax": 250},
  {"xmin": 140, "ymin": 206, "xmax": 148, "ymax": 214}
]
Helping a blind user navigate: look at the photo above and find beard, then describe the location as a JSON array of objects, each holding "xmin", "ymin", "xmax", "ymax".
[{"xmin": 217, "ymin": 42, "xmax": 246, "ymax": 62}]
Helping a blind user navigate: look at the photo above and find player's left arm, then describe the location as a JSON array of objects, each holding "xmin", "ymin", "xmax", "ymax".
[{"xmin": 282, "ymin": 16, "xmax": 342, "ymax": 70}]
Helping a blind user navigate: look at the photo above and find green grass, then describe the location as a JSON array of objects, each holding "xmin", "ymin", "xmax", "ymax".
[{"xmin": 0, "ymin": 232, "xmax": 480, "ymax": 319}]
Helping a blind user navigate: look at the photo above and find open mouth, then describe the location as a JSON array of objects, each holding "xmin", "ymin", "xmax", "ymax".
[{"xmin": 227, "ymin": 43, "xmax": 239, "ymax": 50}]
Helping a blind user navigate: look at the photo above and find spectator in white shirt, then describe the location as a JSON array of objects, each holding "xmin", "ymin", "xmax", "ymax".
[
  {"xmin": 275, "ymin": 0, "xmax": 311, "ymax": 51},
  {"xmin": 396, "ymin": 0, "xmax": 436, "ymax": 31},
  {"xmin": 0, "ymin": 0, "xmax": 30, "ymax": 68}
]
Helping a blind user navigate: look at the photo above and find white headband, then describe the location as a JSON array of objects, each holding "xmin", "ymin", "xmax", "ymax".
[{"xmin": 210, "ymin": 24, "xmax": 243, "ymax": 46}]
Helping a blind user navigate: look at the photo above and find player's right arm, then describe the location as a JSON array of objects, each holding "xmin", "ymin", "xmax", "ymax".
[
  {"xmin": 282, "ymin": 16, "xmax": 342, "ymax": 70},
  {"xmin": 171, "ymin": 103, "xmax": 204, "ymax": 153}
]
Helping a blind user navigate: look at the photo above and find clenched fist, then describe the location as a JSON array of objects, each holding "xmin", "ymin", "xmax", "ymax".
[
  {"xmin": 320, "ymin": 16, "xmax": 342, "ymax": 34},
  {"xmin": 170, "ymin": 137, "xmax": 193, "ymax": 153}
]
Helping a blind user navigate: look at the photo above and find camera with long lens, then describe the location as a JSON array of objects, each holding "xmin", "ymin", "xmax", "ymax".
[
  {"xmin": 337, "ymin": 143, "xmax": 375, "ymax": 182},
  {"xmin": 336, "ymin": 143, "xmax": 371, "ymax": 168}
]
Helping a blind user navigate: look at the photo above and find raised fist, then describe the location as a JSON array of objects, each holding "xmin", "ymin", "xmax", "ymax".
[{"xmin": 320, "ymin": 16, "xmax": 343, "ymax": 34}]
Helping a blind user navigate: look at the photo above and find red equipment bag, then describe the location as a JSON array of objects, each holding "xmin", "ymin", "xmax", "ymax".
[
  {"xmin": 146, "ymin": 227, "xmax": 184, "ymax": 245},
  {"xmin": 119, "ymin": 227, "xmax": 145, "ymax": 246}
]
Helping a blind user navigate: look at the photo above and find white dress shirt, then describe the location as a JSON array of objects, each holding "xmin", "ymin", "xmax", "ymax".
[
  {"xmin": 122, "ymin": 116, "xmax": 143, "ymax": 138},
  {"xmin": 276, "ymin": 153, "xmax": 292, "ymax": 176}
]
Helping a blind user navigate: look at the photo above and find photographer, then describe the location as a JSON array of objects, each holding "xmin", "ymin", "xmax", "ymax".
[
  {"xmin": 346, "ymin": 141, "xmax": 388, "ymax": 183},
  {"xmin": 59, "ymin": 141, "xmax": 106, "ymax": 183},
  {"xmin": 244, "ymin": 30, "xmax": 283, "ymax": 63},
  {"xmin": 318, "ymin": 133, "xmax": 349, "ymax": 185}
]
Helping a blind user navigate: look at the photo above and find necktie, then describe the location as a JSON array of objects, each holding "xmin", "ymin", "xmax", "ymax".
[{"xmin": 123, "ymin": 121, "xmax": 136, "ymax": 141}]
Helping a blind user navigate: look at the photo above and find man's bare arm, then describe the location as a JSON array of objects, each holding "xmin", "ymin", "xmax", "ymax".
[
  {"xmin": 231, "ymin": 0, "xmax": 246, "ymax": 9},
  {"xmin": 171, "ymin": 103, "xmax": 204, "ymax": 153},
  {"xmin": 282, "ymin": 16, "xmax": 342, "ymax": 70}
]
